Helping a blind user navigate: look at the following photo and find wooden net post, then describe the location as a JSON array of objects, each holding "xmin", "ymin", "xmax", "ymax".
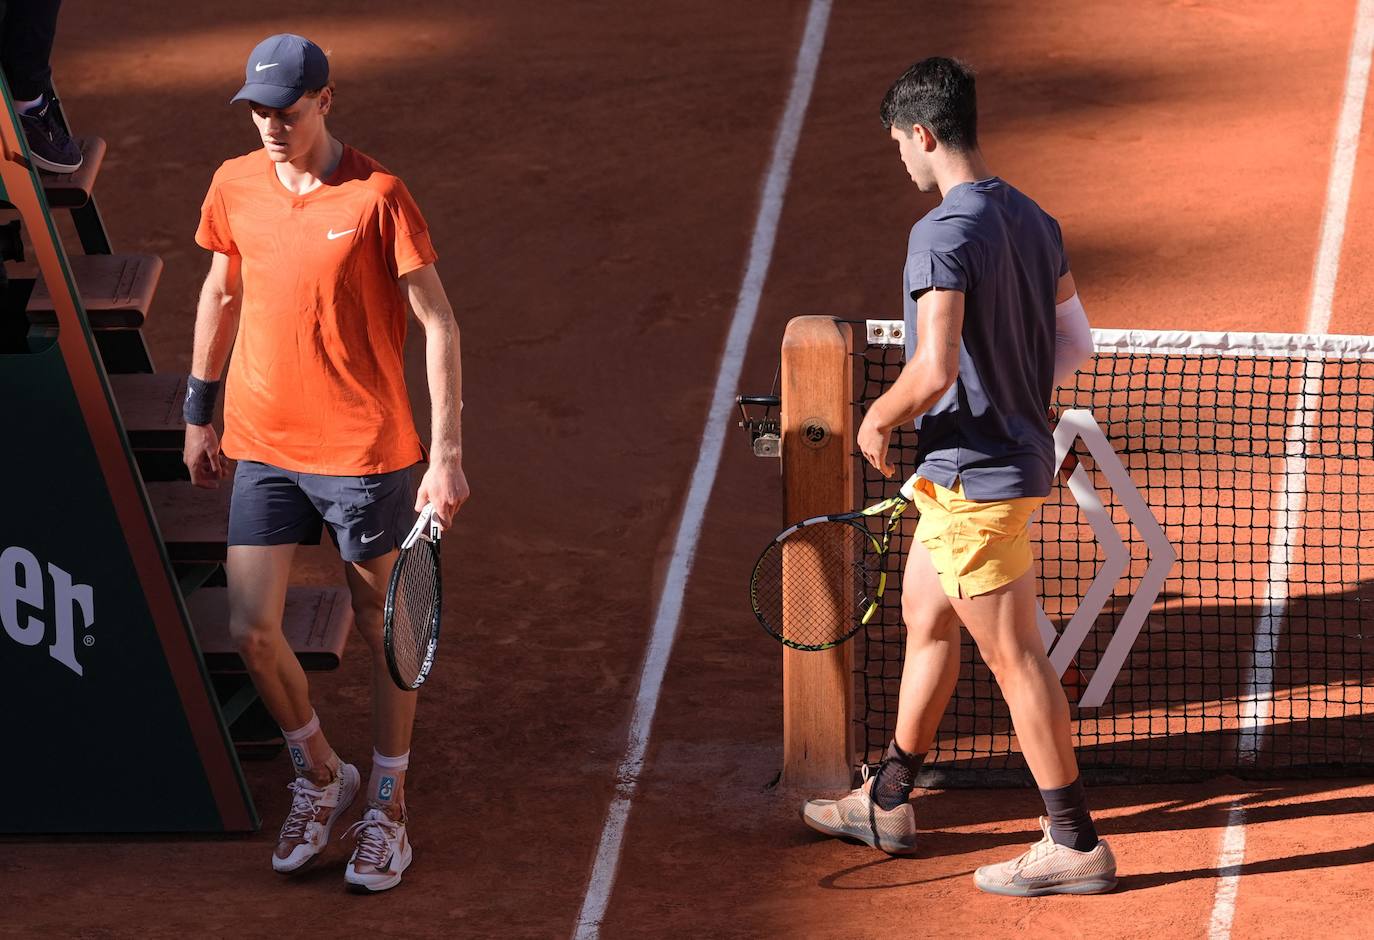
[{"xmin": 780, "ymin": 316, "xmax": 854, "ymax": 789}]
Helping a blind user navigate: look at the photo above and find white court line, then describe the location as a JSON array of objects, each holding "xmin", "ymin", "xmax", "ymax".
[
  {"xmin": 1213, "ymin": 3, "xmax": 1374, "ymax": 937},
  {"xmin": 570, "ymin": 3, "xmax": 832, "ymax": 937},
  {"xmin": 1208, "ymin": 802, "xmax": 1249, "ymax": 940}
]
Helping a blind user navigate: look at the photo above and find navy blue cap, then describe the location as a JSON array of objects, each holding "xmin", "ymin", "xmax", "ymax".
[{"xmin": 230, "ymin": 34, "xmax": 329, "ymax": 108}]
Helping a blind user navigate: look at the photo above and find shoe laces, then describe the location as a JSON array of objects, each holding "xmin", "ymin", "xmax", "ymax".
[
  {"xmin": 851, "ymin": 762, "xmax": 872, "ymax": 796},
  {"xmin": 346, "ymin": 808, "xmax": 402, "ymax": 867},
  {"xmin": 280, "ymin": 776, "xmax": 328, "ymax": 841},
  {"xmin": 1008, "ymin": 833, "xmax": 1059, "ymax": 872}
]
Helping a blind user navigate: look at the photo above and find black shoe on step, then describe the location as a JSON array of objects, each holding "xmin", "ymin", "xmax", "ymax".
[{"xmin": 19, "ymin": 100, "xmax": 83, "ymax": 174}]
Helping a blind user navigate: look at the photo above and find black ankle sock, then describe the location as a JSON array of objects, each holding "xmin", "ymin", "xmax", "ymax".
[
  {"xmin": 870, "ymin": 740, "xmax": 926, "ymax": 811},
  {"xmin": 1039, "ymin": 777, "xmax": 1098, "ymax": 851}
]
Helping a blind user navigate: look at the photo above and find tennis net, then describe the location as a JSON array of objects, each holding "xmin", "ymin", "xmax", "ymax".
[{"xmin": 853, "ymin": 324, "xmax": 1374, "ymax": 784}]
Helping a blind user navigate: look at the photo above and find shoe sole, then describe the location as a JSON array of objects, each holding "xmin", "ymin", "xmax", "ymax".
[
  {"xmin": 974, "ymin": 874, "xmax": 1117, "ymax": 897},
  {"xmin": 273, "ymin": 765, "xmax": 361, "ymax": 875},
  {"xmin": 800, "ymin": 805, "xmax": 919, "ymax": 857},
  {"xmin": 30, "ymin": 153, "xmax": 83, "ymax": 174},
  {"xmin": 345, "ymin": 840, "xmax": 413, "ymax": 893}
]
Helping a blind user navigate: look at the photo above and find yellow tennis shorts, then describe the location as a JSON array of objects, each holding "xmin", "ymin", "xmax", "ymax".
[{"xmin": 910, "ymin": 477, "xmax": 1044, "ymax": 598}]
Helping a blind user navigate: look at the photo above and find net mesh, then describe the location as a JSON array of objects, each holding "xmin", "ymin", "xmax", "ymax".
[{"xmin": 853, "ymin": 326, "xmax": 1374, "ymax": 784}]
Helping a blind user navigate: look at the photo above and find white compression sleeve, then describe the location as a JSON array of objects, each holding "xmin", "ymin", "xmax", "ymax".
[{"xmin": 1054, "ymin": 293, "xmax": 1093, "ymax": 385}]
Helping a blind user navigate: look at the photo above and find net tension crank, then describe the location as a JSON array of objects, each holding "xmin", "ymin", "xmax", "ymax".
[{"xmin": 736, "ymin": 394, "xmax": 781, "ymax": 458}]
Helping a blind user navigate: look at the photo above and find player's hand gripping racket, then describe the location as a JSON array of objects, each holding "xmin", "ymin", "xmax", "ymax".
[
  {"xmin": 750, "ymin": 474, "xmax": 920, "ymax": 651},
  {"xmin": 383, "ymin": 504, "xmax": 443, "ymax": 690}
]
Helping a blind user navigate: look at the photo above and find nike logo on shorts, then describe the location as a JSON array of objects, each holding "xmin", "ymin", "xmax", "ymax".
[
  {"xmin": 327, "ymin": 228, "xmax": 356, "ymax": 240},
  {"xmin": 360, "ymin": 531, "xmax": 384, "ymax": 544},
  {"xmin": 255, "ymin": 62, "xmax": 279, "ymax": 72}
]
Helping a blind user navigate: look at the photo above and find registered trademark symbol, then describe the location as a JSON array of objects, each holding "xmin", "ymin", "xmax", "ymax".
[{"xmin": 83, "ymin": 634, "xmax": 95, "ymax": 647}]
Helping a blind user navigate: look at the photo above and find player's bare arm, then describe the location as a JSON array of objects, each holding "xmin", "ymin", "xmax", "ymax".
[
  {"xmin": 182, "ymin": 250, "xmax": 242, "ymax": 488},
  {"xmin": 858, "ymin": 287, "xmax": 965, "ymax": 477},
  {"xmin": 404, "ymin": 262, "xmax": 470, "ymax": 525}
]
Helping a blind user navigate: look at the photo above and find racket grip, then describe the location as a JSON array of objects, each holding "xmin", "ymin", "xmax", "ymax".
[{"xmin": 898, "ymin": 473, "xmax": 920, "ymax": 502}]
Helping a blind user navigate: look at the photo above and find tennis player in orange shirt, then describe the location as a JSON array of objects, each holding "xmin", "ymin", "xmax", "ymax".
[{"xmin": 181, "ymin": 34, "xmax": 468, "ymax": 891}]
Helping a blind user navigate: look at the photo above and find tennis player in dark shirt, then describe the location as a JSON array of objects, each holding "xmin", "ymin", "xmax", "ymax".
[{"xmin": 801, "ymin": 57, "xmax": 1115, "ymax": 897}]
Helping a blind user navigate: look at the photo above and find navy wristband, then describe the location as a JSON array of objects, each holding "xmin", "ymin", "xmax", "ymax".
[{"xmin": 183, "ymin": 375, "xmax": 221, "ymax": 426}]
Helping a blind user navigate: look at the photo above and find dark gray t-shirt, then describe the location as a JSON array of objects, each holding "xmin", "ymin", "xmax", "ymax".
[{"xmin": 902, "ymin": 177, "xmax": 1069, "ymax": 500}]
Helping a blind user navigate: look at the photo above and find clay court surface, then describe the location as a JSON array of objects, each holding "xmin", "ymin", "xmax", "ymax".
[{"xmin": 7, "ymin": 0, "xmax": 1374, "ymax": 937}]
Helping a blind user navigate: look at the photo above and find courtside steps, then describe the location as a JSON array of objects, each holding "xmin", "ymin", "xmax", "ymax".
[
  {"xmin": 3, "ymin": 84, "xmax": 257, "ymax": 829},
  {"xmin": 29, "ymin": 134, "xmax": 104, "ymax": 211},
  {"xmin": 23, "ymin": 252, "xmax": 162, "ymax": 374},
  {"xmin": 0, "ymin": 123, "xmax": 156, "ymax": 372},
  {"xmin": 0, "ymin": 135, "xmax": 105, "ymax": 215},
  {"xmin": 106, "ymin": 372, "xmax": 187, "ymax": 479}
]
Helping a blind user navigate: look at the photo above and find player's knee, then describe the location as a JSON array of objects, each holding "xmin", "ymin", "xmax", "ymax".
[
  {"xmin": 978, "ymin": 640, "xmax": 1039, "ymax": 683},
  {"xmin": 351, "ymin": 605, "xmax": 385, "ymax": 654},
  {"xmin": 229, "ymin": 620, "xmax": 280, "ymax": 670},
  {"xmin": 902, "ymin": 601, "xmax": 956, "ymax": 647}
]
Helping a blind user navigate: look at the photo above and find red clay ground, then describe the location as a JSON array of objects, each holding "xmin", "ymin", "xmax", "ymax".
[{"xmin": 6, "ymin": 1, "xmax": 1374, "ymax": 938}]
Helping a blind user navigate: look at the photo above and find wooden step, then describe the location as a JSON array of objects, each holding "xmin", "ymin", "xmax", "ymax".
[
  {"xmin": 146, "ymin": 478, "xmax": 230, "ymax": 562},
  {"xmin": 109, "ymin": 372, "xmax": 186, "ymax": 450},
  {"xmin": 36, "ymin": 137, "xmax": 106, "ymax": 209},
  {"xmin": 23, "ymin": 253, "xmax": 162, "ymax": 329},
  {"xmin": 188, "ymin": 586, "xmax": 354, "ymax": 671}
]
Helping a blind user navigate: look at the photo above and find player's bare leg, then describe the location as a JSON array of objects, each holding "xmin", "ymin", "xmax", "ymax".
[
  {"xmin": 799, "ymin": 545, "xmax": 960, "ymax": 854},
  {"xmin": 893, "ymin": 541, "xmax": 962, "ymax": 756},
  {"xmin": 343, "ymin": 550, "xmax": 417, "ymax": 892},
  {"xmin": 227, "ymin": 543, "xmax": 358, "ymax": 872},
  {"xmin": 851, "ymin": 540, "xmax": 963, "ymax": 816},
  {"xmin": 948, "ymin": 568, "xmax": 1076, "ymax": 788},
  {"xmin": 951, "ymin": 567, "xmax": 1116, "ymax": 895},
  {"xmin": 227, "ymin": 543, "xmax": 339, "ymax": 781},
  {"xmin": 345, "ymin": 550, "xmax": 418, "ymax": 814}
]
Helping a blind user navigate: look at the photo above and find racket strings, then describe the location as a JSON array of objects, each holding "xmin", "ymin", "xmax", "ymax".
[
  {"xmin": 752, "ymin": 522, "xmax": 884, "ymax": 650},
  {"xmin": 388, "ymin": 542, "xmax": 440, "ymax": 686}
]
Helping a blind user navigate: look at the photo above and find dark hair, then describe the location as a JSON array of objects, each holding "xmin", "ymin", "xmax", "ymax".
[{"xmin": 879, "ymin": 57, "xmax": 977, "ymax": 151}]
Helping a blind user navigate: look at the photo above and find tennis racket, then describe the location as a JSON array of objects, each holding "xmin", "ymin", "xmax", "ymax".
[
  {"xmin": 750, "ymin": 474, "xmax": 920, "ymax": 651},
  {"xmin": 383, "ymin": 503, "xmax": 443, "ymax": 690}
]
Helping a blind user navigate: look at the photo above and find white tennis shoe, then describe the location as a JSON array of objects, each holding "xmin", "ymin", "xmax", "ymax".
[
  {"xmin": 973, "ymin": 817, "xmax": 1117, "ymax": 896},
  {"xmin": 272, "ymin": 762, "xmax": 360, "ymax": 873},
  {"xmin": 800, "ymin": 767, "xmax": 918, "ymax": 856},
  {"xmin": 345, "ymin": 806, "xmax": 413, "ymax": 892}
]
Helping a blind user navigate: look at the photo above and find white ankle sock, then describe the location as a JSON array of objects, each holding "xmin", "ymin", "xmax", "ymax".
[
  {"xmin": 370, "ymin": 749, "xmax": 409, "ymax": 806},
  {"xmin": 282, "ymin": 711, "xmax": 323, "ymax": 775},
  {"xmin": 15, "ymin": 95, "xmax": 43, "ymax": 115}
]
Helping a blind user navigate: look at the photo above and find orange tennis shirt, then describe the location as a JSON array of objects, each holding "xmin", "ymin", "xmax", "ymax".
[{"xmin": 195, "ymin": 145, "xmax": 436, "ymax": 475}]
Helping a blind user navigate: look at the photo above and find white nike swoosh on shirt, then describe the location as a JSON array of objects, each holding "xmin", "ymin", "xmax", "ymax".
[
  {"xmin": 255, "ymin": 62, "xmax": 279, "ymax": 72},
  {"xmin": 327, "ymin": 228, "xmax": 357, "ymax": 240},
  {"xmin": 360, "ymin": 531, "xmax": 384, "ymax": 544}
]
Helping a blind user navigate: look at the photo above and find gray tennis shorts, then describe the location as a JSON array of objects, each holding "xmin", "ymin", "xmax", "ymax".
[{"xmin": 228, "ymin": 460, "xmax": 418, "ymax": 562}]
